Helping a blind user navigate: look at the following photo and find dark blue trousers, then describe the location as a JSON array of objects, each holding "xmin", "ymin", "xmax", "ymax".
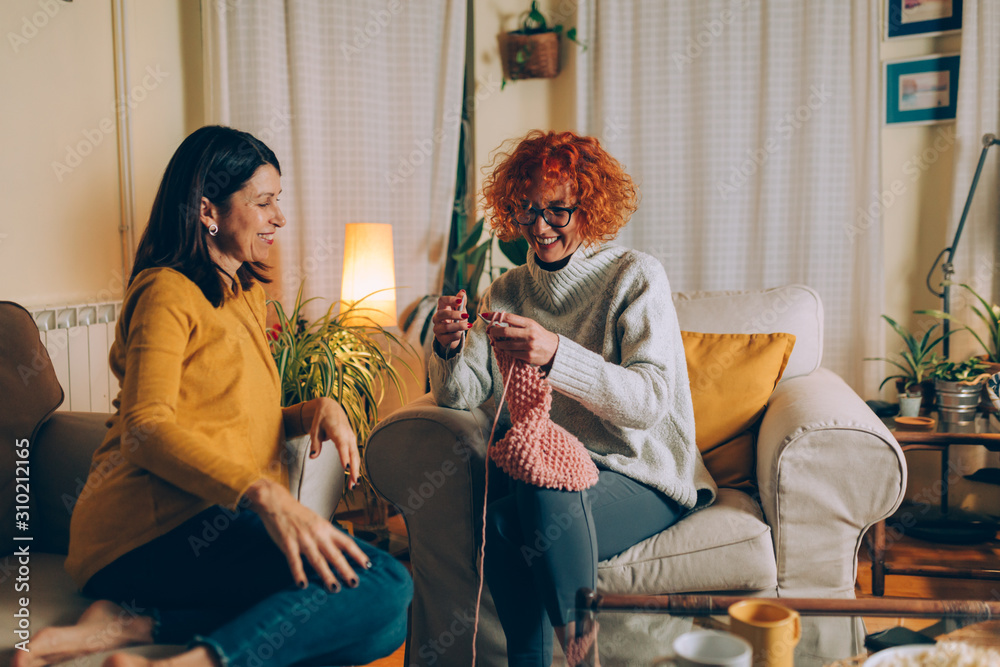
[
  {"xmin": 83, "ymin": 505, "xmax": 412, "ymax": 667},
  {"xmin": 484, "ymin": 468, "xmax": 685, "ymax": 667}
]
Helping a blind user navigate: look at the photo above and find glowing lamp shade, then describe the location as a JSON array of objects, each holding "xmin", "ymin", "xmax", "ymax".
[{"xmin": 340, "ymin": 223, "xmax": 397, "ymax": 327}]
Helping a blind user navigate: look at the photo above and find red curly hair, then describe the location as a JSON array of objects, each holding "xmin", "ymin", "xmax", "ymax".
[{"xmin": 482, "ymin": 130, "xmax": 639, "ymax": 244}]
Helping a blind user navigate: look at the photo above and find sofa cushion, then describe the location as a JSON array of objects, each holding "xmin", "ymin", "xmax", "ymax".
[
  {"xmin": 673, "ymin": 285, "xmax": 823, "ymax": 380},
  {"xmin": 597, "ymin": 488, "xmax": 777, "ymax": 594},
  {"xmin": 0, "ymin": 302, "xmax": 64, "ymax": 557},
  {"xmin": 682, "ymin": 331, "xmax": 795, "ymax": 490},
  {"xmin": 0, "ymin": 553, "xmax": 184, "ymax": 663},
  {"xmin": 33, "ymin": 412, "xmax": 113, "ymax": 554}
]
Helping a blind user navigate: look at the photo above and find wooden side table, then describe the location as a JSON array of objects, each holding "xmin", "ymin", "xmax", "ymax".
[{"xmin": 869, "ymin": 428, "xmax": 1000, "ymax": 596}]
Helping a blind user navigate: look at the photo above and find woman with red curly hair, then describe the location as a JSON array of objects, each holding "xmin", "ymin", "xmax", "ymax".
[{"xmin": 430, "ymin": 131, "xmax": 716, "ymax": 666}]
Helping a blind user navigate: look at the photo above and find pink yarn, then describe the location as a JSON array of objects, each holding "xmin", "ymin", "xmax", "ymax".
[{"xmin": 489, "ymin": 347, "xmax": 599, "ymax": 491}]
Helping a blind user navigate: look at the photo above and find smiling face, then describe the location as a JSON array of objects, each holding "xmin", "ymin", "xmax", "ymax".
[
  {"xmin": 518, "ymin": 170, "xmax": 584, "ymax": 264},
  {"xmin": 202, "ymin": 164, "xmax": 285, "ymax": 275}
]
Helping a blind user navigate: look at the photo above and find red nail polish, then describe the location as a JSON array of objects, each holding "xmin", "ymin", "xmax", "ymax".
[
  {"xmin": 467, "ymin": 322, "xmax": 473, "ymax": 329},
  {"xmin": 460, "ymin": 313, "xmax": 469, "ymax": 319}
]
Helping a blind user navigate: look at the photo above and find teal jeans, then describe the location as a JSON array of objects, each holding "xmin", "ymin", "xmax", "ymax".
[{"xmin": 484, "ymin": 468, "xmax": 685, "ymax": 667}]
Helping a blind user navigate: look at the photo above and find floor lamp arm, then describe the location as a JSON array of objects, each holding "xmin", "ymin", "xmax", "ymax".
[{"xmin": 928, "ymin": 134, "xmax": 999, "ymax": 359}]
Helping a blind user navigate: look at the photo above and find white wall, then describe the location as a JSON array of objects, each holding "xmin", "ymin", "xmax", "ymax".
[{"xmin": 0, "ymin": 0, "xmax": 202, "ymax": 309}]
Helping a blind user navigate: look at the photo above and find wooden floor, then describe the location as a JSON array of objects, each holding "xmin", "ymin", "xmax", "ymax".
[{"xmin": 363, "ymin": 525, "xmax": 999, "ymax": 666}]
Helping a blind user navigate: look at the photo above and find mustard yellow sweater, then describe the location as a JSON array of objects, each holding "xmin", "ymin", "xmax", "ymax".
[{"xmin": 65, "ymin": 267, "xmax": 286, "ymax": 588}]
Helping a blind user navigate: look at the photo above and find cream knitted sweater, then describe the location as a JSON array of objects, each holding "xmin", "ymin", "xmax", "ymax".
[{"xmin": 430, "ymin": 243, "xmax": 717, "ymax": 510}]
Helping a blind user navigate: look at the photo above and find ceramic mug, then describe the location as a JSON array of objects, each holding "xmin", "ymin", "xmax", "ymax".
[
  {"xmin": 651, "ymin": 630, "xmax": 753, "ymax": 667},
  {"xmin": 727, "ymin": 601, "xmax": 801, "ymax": 667}
]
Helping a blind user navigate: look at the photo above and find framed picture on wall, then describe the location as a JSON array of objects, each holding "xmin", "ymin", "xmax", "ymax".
[
  {"xmin": 886, "ymin": 0, "xmax": 963, "ymax": 39},
  {"xmin": 884, "ymin": 54, "xmax": 960, "ymax": 125}
]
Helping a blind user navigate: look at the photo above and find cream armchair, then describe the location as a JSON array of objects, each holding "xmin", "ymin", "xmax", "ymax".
[{"xmin": 366, "ymin": 285, "xmax": 906, "ymax": 666}]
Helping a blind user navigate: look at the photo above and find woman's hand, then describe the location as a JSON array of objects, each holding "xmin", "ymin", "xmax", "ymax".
[
  {"xmin": 294, "ymin": 397, "xmax": 360, "ymax": 489},
  {"xmin": 432, "ymin": 289, "xmax": 470, "ymax": 351},
  {"xmin": 481, "ymin": 311, "xmax": 559, "ymax": 368},
  {"xmin": 243, "ymin": 478, "xmax": 370, "ymax": 591}
]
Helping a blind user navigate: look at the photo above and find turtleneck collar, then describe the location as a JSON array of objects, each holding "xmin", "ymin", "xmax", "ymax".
[
  {"xmin": 534, "ymin": 253, "xmax": 574, "ymax": 272},
  {"xmin": 524, "ymin": 243, "xmax": 623, "ymax": 315}
]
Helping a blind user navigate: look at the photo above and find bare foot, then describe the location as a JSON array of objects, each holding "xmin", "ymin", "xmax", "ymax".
[
  {"xmin": 103, "ymin": 646, "xmax": 218, "ymax": 667},
  {"xmin": 11, "ymin": 600, "xmax": 154, "ymax": 667}
]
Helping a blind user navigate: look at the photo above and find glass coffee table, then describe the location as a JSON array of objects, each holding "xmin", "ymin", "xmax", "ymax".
[{"xmin": 572, "ymin": 589, "xmax": 1000, "ymax": 667}]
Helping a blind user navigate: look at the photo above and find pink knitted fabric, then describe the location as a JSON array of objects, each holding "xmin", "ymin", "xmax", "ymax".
[{"xmin": 489, "ymin": 347, "xmax": 599, "ymax": 491}]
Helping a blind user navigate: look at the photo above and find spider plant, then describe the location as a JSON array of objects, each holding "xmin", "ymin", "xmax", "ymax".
[
  {"xmin": 268, "ymin": 282, "xmax": 413, "ymax": 462},
  {"xmin": 918, "ymin": 283, "xmax": 1000, "ymax": 363},
  {"xmin": 866, "ymin": 314, "xmax": 948, "ymax": 394}
]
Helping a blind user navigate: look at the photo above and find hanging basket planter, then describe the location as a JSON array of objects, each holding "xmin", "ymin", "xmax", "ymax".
[{"xmin": 501, "ymin": 30, "xmax": 561, "ymax": 80}]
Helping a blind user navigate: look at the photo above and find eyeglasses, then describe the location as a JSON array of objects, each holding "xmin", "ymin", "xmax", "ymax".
[{"xmin": 513, "ymin": 204, "xmax": 579, "ymax": 228}]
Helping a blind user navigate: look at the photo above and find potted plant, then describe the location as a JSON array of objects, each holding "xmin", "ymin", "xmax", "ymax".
[
  {"xmin": 268, "ymin": 282, "xmax": 413, "ymax": 535},
  {"xmin": 866, "ymin": 314, "xmax": 947, "ymax": 413},
  {"xmin": 928, "ymin": 357, "xmax": 992, "ymax": 424},
  {"xmin": 500, "ymin": 1, "xmax": 585, "ymax": 83}
]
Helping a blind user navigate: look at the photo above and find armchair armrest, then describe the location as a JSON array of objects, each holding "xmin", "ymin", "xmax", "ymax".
[
  {"xmin": 757, "ymin": 368, "xmax": 905, "ymax": 597},
  {"xmin": 286, "ymin": 434, "xmax": 344, "ymax": 521},
  {"xmin": 365, "ymin": 394, "xmax": 507, "ymax": 667}
]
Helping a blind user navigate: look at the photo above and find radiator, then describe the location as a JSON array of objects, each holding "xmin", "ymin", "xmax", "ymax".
[{"xmin": 31, "ymin": 302, "xmax": 120, "ymax": 414}]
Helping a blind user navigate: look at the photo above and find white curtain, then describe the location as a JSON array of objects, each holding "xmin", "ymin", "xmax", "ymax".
[
  {"xmin": 949, "ymin": 0, "xmax": 1000, "ymax": 354},
  {"xmin": 202, "ymin": 0, "xmax": 467, "ymax": 314},
  {"xmin": 575, "ymin": 0, "xmax": 883, "ymax": 395}
]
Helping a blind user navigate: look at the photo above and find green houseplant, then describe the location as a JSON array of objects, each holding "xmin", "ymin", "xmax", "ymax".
[
  {"xmin": 267, "ymin": 282, "xmax": 413, "ymax": 529},
  {"xmin": 918, "ymin": 283, "xmax": 1000, "ymax": 366},
  {"xmin": 866, "ymin": 314, "xmax": 947, "ymax": 398}
]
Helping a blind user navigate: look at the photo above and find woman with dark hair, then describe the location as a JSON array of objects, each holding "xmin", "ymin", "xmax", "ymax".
[
  {"xmin": 17, "ymin": 126, "xmax": 412, "ymax": 667},
  {"xmin": 430, "ymin": 131, "xmax": 716, "ymax": 666}
]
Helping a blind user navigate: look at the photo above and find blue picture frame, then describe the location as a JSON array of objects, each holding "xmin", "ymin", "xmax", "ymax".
[
  {"xmin": 885, "ymin": 54, "xmax": 960, "ymax": 126},
  {"xmin": 886, "ymin": 0, "xmax": 962, "ymax": 39}
]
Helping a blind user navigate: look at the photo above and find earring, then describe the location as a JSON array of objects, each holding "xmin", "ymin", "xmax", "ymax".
[{"xmin": 208, "ymin": 224, "xmax": 219, "ymax": 237}]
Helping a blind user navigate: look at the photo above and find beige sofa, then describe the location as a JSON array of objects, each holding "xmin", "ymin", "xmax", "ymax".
[
  {"xmin": 366, "ymin": 285, "xmax": 907, "ymax": 666},
  {"xmin": 0, "ymin": 301, "xmax": 345, "ymax": 666}
]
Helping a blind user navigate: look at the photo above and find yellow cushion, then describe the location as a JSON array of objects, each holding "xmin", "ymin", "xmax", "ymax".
[{"xmin": 682, "ymin": 331, "xmax": 796, "ymax": 490}]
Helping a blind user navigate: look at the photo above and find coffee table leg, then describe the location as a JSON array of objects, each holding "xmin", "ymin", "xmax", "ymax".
[
  {"xmin": 941, "ymin": 445, "xmax": 949, "ymax": 514},
  {"xmin": 871, "ymin": 520, "xmax": 886, "ymax": 597}
]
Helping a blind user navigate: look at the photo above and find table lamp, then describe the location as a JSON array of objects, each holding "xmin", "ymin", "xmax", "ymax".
[
  {"xmin": 926, "ymin": 133, "xmax": 1000, "ymax": 358},
  {"xmin": 340, "ymin": 223, "xmax": 397, "ymax": 327}
]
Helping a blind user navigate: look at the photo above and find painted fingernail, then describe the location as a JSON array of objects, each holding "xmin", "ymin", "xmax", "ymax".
[
  {"xmin": 467, "ymin": 322, "xmax": 473, "ymax": 328},
  {"xmin": 349, "ymin": 578, "xmax": 359, "ymax": 588},
  {"xmin": 298, "ymin": 580, "xmax": 307, "ymax": 589},
  {"xmin": 328, "ymin": 582, "xmax": 341, "ymax": 593},
  {"xmin": 366, "ymin": 561, "xmax": 374, "ymax": 569},
  {"xmin": 460, "ymin": 313, "xmax": 469, "ymax": 319}
]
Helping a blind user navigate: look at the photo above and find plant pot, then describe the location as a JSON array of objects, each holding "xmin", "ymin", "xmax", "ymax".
[
  {"xmin": 898, "ymin": 395, "xmax": 922, "ymax": 417},
  {"xmin": 895, "ymin": 378, "xmax": 935, "ymax": 415},
  {"xmin": 934, "ymin": 378, "xmax": 984, "ymax": 424},
  {"xmin": 500, "ymin": 30, "xmax": 561, "ymax": 80}
]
